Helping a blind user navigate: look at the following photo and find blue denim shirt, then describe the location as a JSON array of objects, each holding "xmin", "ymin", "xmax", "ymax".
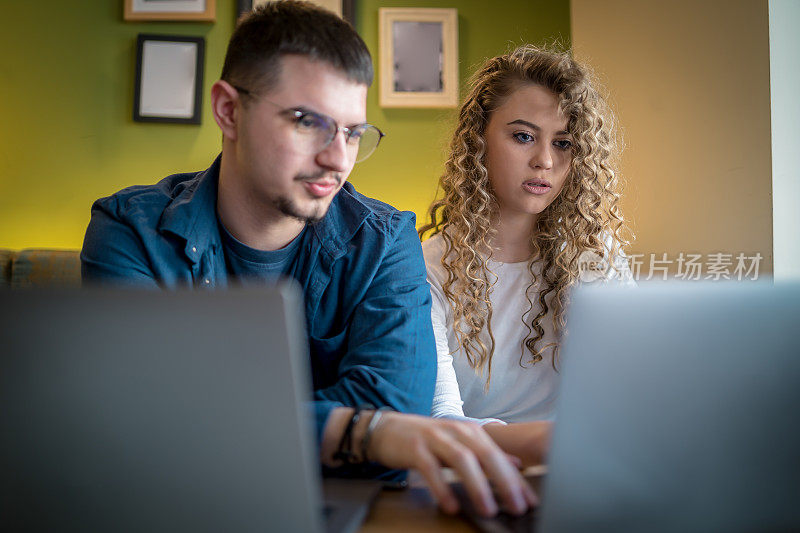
[{"xmin": 81, "ymin": 156, "xmax": 436, "ymax": 451}]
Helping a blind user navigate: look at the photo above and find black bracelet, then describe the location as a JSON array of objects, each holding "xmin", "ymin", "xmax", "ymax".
[{"xmin": 333, "ymin": 403, "xmax": 373, "ymax": 465}]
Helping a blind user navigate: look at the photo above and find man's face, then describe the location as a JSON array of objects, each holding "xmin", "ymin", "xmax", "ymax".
[{"xmin": 234, "ymin": 55, "xmax": 368, "ymax": 223}]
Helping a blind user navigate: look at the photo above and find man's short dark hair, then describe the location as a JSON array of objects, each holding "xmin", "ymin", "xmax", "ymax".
[{"xmin": 221, "ymin": 0, "xmax": 373, "ymax": 95}]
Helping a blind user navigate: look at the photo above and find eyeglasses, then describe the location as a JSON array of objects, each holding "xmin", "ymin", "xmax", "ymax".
[{"xmin": 233, "ymin": 85, "xmax": 385, "ymax": 163}]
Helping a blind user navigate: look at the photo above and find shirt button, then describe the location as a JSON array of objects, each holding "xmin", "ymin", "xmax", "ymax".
[
  {"xmin": 191, "ymin": 246, "xmax": 197, "ymax": 253},
  {"xmin": 204, "ymin": 278, "xmax": 210, "ymax": 285}
]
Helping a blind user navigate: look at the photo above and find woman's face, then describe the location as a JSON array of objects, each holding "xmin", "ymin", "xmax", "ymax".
[{"xmin": 484, "ymin": 84, "xmax": 573, "ymax": 222}]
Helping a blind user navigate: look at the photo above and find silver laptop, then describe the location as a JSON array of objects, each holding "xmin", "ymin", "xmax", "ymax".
[
  {"xmin": 538, "ymin": 282, "xmax": 800, "ymax": 532},
  {"xmin": 0, "ymin": 285, "xmax": 379, "ymax": 532}
]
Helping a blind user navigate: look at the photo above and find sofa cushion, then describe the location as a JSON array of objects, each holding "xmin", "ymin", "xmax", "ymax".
[
  {"xmin": 0, "ymin": 249, "xmax": 16, "ymax": 288},
  {"xmin": 11, "ymin": 249, "xmax": 81, "ymax": 289}
]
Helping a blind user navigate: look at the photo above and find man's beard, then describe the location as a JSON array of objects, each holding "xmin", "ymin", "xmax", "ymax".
[
  {"xmin": 272, "ymin": 171, "xmax": 343, "ymax": 224},
  {"xmin": 272, "ymin": 195, "xmax": 326, "ymax": 224}
]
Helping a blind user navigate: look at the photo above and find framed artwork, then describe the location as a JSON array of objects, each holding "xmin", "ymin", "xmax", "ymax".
[
  {"xmin": 238, "ymin": 0, "xmax": 355, "ymax": 26},
  {"xmin": 379, "ymin": 8, "xmax": 458, "ymax": 108},
  {"xmin": 133, "ymin": 34, "xmax": 205, "ymax": 124},
  {"xmin": 124, "ymin": 0, "xmax": 216, "ymax": 22}
]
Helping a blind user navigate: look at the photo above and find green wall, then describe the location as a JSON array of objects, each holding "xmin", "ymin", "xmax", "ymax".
[
  {"xmin": 0, "ymin": 0, "xmax": 569, "ymax": 250},
  {"xmin": 0, "ymin": 0, "xmax": 236, "ymax": 249}
]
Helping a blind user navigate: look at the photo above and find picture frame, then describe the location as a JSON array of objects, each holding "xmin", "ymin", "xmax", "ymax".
[
  {"xmin": 124, "ymin": 0, "xmax": 216, "ymax": 22},
  {"xmin": 237, "ymin": 0, "xmax": 355, "ymax": 26},
  {"xmin": 379, "ymin": 8, "xmax": 458, "ymax": 108},
  {"xmin": 133, "ymin": 34, "xmax": 205, "ymax": 125}
]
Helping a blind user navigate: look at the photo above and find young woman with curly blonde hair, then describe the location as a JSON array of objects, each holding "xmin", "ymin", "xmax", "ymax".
[{"xmin": 420, "ymin": 45, "xmax": 635, "ymax": 465}]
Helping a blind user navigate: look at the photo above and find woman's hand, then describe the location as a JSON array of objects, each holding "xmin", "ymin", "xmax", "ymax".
[{"xmin": 483, "ymin": 421, "xmax": 552, "ymax": 468}]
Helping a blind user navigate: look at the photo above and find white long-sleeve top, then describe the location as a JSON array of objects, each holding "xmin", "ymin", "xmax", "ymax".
[{"xmin": 423, "ymin": 233, "xmax": 635, "ymax": 424}]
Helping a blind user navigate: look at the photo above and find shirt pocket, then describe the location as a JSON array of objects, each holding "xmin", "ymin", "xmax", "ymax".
[
  {"xmin": 308, "ymin": 326, "xmax": 349, "ymax": 360},
  {"xmin": 308, "ymin": 326, "xmax": 349, "ymax": 389}
]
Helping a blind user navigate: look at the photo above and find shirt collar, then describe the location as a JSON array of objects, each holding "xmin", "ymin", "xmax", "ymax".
[
  {"xmin": 158, "ymin": 155, "xmax": 222, "ymax": 263},
  {"xmin": 311, "ymin": 182, "xmax": 371, "ymax": 259}
]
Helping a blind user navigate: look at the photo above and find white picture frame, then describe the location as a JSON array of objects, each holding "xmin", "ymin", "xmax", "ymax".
[
  {"xmin": 379, "ymin": 8, "xmax": 458, "ymax": 108},
  {"xmin": 124, "ymin": 0, "xmax": 216, "ymax": 22}
]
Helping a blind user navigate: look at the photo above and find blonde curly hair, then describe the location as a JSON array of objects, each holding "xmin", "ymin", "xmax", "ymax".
[{"xmin": 419, "ymin": 45, "xmax": 630, "ymax": 381}]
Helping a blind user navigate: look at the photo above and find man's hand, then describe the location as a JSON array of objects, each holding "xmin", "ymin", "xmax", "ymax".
[
  {"xmin": 369, "ymin": 412, "xmax": 537, "ymax": 516},
  {"xmin": 321, "ymin": 408, "xmax": 536, "ymax": 517},
  {"xmin": 483, "ymin": 421, "xmax": 552, "ymax": 468}
]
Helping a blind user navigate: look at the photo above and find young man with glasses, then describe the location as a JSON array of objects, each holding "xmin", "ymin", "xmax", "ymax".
[{"xmin": 81, "ymin": 1, "xmax": 534, "ymax": 517}]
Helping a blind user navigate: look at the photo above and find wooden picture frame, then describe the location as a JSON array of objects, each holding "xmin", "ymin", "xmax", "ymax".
[
  {"xmin": 133, "ymin": 34, "xmax": 205, "ymax": 124},
  {"xmin": 379, "ymin": 8, "xmax": 458, "ymax": 108},
  {"xmin": 239, "ymin": 0, "xmax": 355, "ymax": 25},
  {"xmin": 124, "ymin": 0, "xmax": 216, "ymax": 22}
]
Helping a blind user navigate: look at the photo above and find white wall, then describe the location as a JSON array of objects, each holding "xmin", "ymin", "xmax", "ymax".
[{"xmin": 769, "ymin": 0, "xmax": 800, "ymax": 280}]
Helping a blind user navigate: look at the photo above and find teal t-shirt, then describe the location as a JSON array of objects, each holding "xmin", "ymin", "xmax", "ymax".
[{"xmin": 219, "ymin": 221, "xmax": 308, "ymax": 284}]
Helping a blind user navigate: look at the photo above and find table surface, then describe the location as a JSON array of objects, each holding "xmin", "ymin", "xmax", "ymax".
[{"xmin": 359, "ymin": 483, "xmax": 473, "ymax": 532}]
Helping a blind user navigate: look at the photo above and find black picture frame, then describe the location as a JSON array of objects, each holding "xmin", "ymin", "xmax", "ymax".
[
  {"xmin": 237, "ymin": 0, "xmax": 356, "ymax": 27},
  {"xmin": 343, "ymin": 0, "xmax": 355, "ymax": 26},
  {"xmin": 133, "ymin": 34, "xmax": 205, "ymax": 125},
  {"xmin": 236, "ymin": 0, "xmax": 251, "ymax": 17}
]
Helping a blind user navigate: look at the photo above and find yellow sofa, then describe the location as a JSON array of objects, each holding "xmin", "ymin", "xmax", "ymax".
[{"xmin": 0, "ymin": 249, "xmax": 81, "ymax": 289}]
